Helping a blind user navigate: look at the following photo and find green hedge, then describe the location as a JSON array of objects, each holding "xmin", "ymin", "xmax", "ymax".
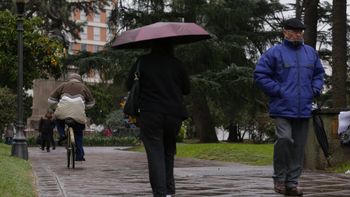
[
  {"xmin": 26, "ymin": 135, "xmax": 140, "ymax": 146},
  {"xmin": 84, "ymin": 136, "xmax": 139, "ymax": 146}
]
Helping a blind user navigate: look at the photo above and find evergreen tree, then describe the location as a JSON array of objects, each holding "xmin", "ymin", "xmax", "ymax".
[
  {"xmin": 331, "ymin": 0, "xmax": 347, "ymax": 108},
  {"xmin": 303, "ymin": 0, "xmax": 319, "ymax": 48},
  {"xmin": 105, "ymin": 0, "xmax": 285, "ymax": 142}
]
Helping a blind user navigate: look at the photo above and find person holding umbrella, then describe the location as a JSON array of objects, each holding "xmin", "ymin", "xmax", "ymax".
[
  {"xmin": 254, "ymin": 18, "xmax": 325, "ymax": 196},
  {"xmin": 113, "ymin": 22, "xmax": 210, "ymax": 197},
  {"xmin": 127, "ymin": 41, "xmax": 190, "ymax": 197}
]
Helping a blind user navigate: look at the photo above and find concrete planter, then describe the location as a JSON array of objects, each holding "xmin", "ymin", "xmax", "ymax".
[{"xmin": 304, "ymin": 108, "xmax": 350, "ymax": 170}]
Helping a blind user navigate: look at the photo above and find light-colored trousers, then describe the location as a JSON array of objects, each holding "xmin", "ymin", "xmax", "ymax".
[{"xmin": 272, "ymin": 117, "xmax": 309, "ymax": 187}]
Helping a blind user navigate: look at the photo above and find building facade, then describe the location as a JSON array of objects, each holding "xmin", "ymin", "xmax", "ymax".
[
  {"xmin": 68, "ymin": 2, "xmax": 115, "ymax": 54},
  {"xmin": 68, "ymin": 1, "xmax": 117, "ymax": 83}
]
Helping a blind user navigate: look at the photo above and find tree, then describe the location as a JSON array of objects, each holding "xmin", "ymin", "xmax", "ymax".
[
  {"xmin": 0, "ymin": 11, "xmax": 64, "ymax": 91},
  {"xmin": 108, "ymin": 0, "xmax": 219, "ymax": 142},
  {"xmin": 0, "ymin": 87, "xmax": 16, "ymax": 132},
  {"xmin": 191, "ymin": 0, "xmax": 283, "ymax": 142},
  {"xmin": 25, "ymin": 0, "xmax": 111, "ymax": 43},
  {"xmin": 104, "ymin": 0, "xmax": 285, "ymax": 142},
  {"xmin": 331, "ymin": 0, "xmax": 347, "ymax": 108},
  {"xmin": 295, "ymin": 0, "xmax": 303, "ymax": 20},
  {"xmin": 303, "ymin": 0, "xmax": 319, "ymax": 48},
  {"xmin": 0, "ymin": 1, "xmax": 112, "ymax": 48},
  {"xmin": 86, "ymin": 84, "xmax": 122, "ymax": 125}
]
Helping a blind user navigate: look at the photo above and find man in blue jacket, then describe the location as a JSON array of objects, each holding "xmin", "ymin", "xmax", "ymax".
[{"xmin": 254, "ymin": 18, "xmax": 325, "ymax": 196}]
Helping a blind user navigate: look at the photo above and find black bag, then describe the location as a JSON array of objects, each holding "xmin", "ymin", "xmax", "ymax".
[
  {"xmin": 339, "ymin": 125, "xmax": 350, "ymax": 145},
  {"xmin": 123, "ymin": 61, "xmax": 141, "ymax": 116}
]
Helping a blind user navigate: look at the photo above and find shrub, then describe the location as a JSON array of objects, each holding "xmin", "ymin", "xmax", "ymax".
[
  {"xmin": 84, "ymin": 136, "xmax": 139, "ymax": 146},
  {"xmin": 26, "ymin": 135, "xmax": 140, "ymax": 147},
  {"xmin": 26, "ymin": 136, "xmax": 37, "ymax": 146},
  {"xmin": 176, "ymin": 125, "xmax": 185, "ymax": 142},
  {"xmin": 105, "ymin": 110, "xmax": 125, "ymax": 129},
  {"xmin": 0, "ymin": 87, "xmax": 16, "ymax": 131}
]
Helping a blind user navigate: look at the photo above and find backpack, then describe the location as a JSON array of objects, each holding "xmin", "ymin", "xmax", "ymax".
[{"xmin": 339, "ymin": 125, "xmax": 350, "ymax": 145}]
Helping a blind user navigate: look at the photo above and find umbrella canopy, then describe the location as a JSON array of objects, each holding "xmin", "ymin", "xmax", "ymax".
[
  {"xmin": 111, "ymin": 22, "xmax": 211, "ymax": 49},
  {"xmin": 312, "ymin": 110, "xmax": 330, "ymax": 159}
]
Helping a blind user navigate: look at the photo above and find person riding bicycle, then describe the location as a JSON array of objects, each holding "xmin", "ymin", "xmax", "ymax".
[{"xmin": 48, "ymin": 73, "xmax": 95, "ymax": 161}]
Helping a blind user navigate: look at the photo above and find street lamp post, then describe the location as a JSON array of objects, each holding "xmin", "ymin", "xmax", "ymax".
[{"xmin": 11, "ymin": 0, "xmax": 28, "ymax": 160}]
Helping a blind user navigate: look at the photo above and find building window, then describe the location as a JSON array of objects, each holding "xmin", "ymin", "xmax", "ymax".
[
  {"xmin": 93, "ymin": 45, "xmax": 99, "ymax": 53},
  {"xmin": 81, "ymin": 44, "xmax": 87, "ymax": 51},
  {"xmin": 80, "ymin": 26, "xmax": 87, "ymax": 40},
  {"xmin": 93, "ymin": 27, "xmax": 100, "ymax": 41},
  {"xmin": 93, "ymin": 13, "xmax": 100, "ymax": 22},
  {"xmin": 80, "ymin": 10, "xmax": 86, "ymax": 21}
]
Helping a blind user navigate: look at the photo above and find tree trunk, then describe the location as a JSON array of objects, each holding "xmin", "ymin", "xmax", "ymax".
[
  {"xmin": 227, "ymin": 123, "xmax": 239, "ymax": 142},
  {"xmin": 303, "ymin": 0, "xmax": 319, "ymax": 48},
  {"xmin": 295, "ymin": 0, "xmax": 303, "ymax": 20},
  {"xmin": 191, "ymin": 96, "xmax": 218, "ymax": 143},
  {"xmin": 332, "ymin": 0, "xmax": 347, "ymax": 108}
]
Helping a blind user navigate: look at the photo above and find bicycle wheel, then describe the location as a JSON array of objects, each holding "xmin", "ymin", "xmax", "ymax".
[
  {"xmin": 69, "ymin": 127, "xmax": 76, "ymax": 169},
  {"xmin": 67, "ymin": 128, "xmax": 71, "ymax": 168}
]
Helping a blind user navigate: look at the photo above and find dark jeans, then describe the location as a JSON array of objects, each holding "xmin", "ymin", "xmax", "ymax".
[
  {"xmin": 56, "ymin": 119, "xmax": 85, "ymax": 160},
  {"xmin": 56, "ymin": 119, "xmax": 66, "ymax": 139},
  {"xmin": 139, "ymin": 112, "xmax": 182, "ymax": 197}
]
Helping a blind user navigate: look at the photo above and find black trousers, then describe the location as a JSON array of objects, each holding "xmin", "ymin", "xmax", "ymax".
[
  {"xmin": 41, "ymin": 131, "xmax": 54, "ymax": 150},
  {"xmin": 139, "ymin": 112, "xmax": 182, "ymax": 197}
]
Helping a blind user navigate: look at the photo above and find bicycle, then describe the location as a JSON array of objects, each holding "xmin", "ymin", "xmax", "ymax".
[{"xmin": 65, "ymin": 118, "xmax": 76, "ymax": 169}]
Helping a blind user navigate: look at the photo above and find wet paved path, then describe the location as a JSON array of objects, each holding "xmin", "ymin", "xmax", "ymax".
[{"xmin": 29, "ymin": 147, "xmax": 350, "ymax": 197}]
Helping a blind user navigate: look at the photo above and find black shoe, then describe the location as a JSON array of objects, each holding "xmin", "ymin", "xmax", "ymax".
[
  {"xmin": 76, "ymin": 158, "xmax": 86, "ymax": 161},
  {"xmin": 46, "ymin": 149, "xmax": 50, "ymax": 152},
  {"xmin": 52, "ymin": 147, "xmax": 56, "ymax": 150}
]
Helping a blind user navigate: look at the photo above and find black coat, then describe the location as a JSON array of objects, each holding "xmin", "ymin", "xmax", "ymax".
[
  {"xmin": 126, "ymin": 53, "xmax": 190, "ymax": 119},
  {"xmin": 39, "ymin": 117, "xmax": 55, "ymax": 137}
]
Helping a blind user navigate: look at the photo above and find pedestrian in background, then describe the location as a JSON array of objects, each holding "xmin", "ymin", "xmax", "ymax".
[
  {"xmin": 39, "ymin": 110, "xmax": 55, "ymax": 152},
  {"xmin": 254, "ymin": 18, "xmax": 325, "ymax": 196},
  {"xmin": 126, "ymin": 41, "xmax": 190, "ymax": 197},
  {"xmin": 4, "ymin": 123, "xmax": 14, "ymax": 145}
]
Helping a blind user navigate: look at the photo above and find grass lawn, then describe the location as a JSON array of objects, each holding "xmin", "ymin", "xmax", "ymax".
[
  {"xmin": 176, "ymin": 143, "xmax": 273, "ymax": 165},
  {"xmin": 0, "ymin": 144, "xmax": 36, "ymax": 197},
  {"xmin": 132, "ymin": 142, "xmax": 274, "ymax": 166},
  {"xmin": 327, "ymin": 161, "xmax": 350, "ymax": 173},
  {"xmin": 132, "ymin": 142, "xmax": 350, "ymax": 173}
]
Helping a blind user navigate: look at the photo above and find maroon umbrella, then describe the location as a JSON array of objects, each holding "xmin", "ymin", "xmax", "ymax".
[{"xmin": 111, "ymin": 22, "xmax": 211, "ymax": 49}]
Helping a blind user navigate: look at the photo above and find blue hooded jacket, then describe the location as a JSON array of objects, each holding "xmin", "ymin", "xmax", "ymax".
[{"xmin": 254, "ymin": 40, "xmax": 325, "ymax": 118}]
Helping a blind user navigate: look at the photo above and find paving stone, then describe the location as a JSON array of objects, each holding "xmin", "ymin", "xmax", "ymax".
[{"xmin": 29, "ymin": 147, "xmax": 350, "ymax": 197}]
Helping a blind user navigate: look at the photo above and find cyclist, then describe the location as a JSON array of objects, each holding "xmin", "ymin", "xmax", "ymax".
[{"xmin": 48, "ymin": 73, "xmax": 95, "ymax": 161}]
